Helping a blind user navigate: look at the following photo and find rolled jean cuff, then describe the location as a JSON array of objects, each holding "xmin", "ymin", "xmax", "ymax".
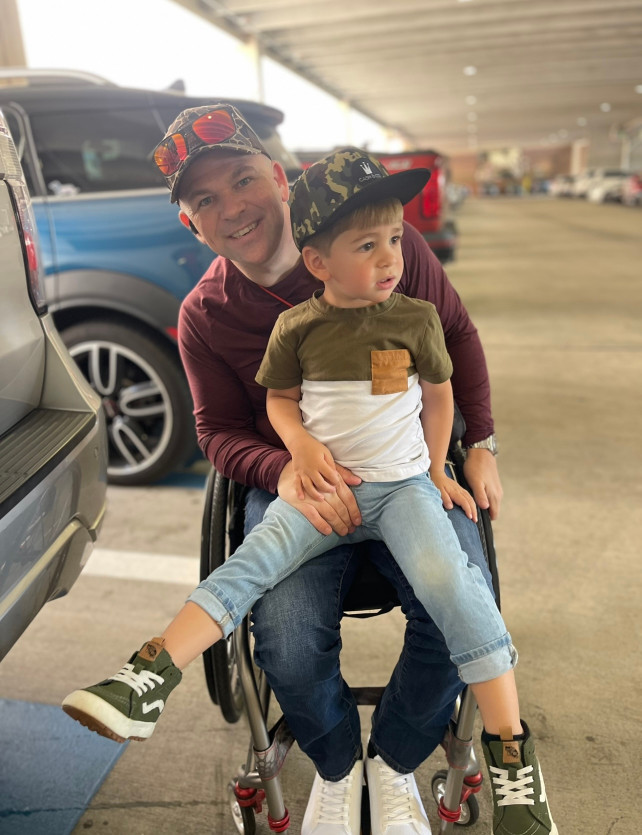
[
  {"xmin": 454, "ymin": 637, "xmax": 518, "ymax": 685},
  {"xmin": 187, "ymin": 585, "xmax": 238, "ymax": 638}
]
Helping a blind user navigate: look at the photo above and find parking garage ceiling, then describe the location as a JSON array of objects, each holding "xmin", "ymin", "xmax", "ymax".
[{"xmin": 177, "ymin": 0, "xmax": 642, "ymax": 153}]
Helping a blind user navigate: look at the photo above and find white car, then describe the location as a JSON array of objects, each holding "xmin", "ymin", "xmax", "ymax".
[
  {"xmin": 549, "ymin": 175, "xmax": 575, "ymax": 197},
  {"xmin": 587, "ymin": 170, "xmax": 631, "ymax": 203},
  {"xmin": 571, "ymin": 169, "xmax": 598, "ymax": 198}
]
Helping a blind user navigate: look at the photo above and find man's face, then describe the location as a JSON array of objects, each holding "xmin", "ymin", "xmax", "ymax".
[{"xmin": 178, "ymin": 150, "xmax": 290, "ymax": 270}]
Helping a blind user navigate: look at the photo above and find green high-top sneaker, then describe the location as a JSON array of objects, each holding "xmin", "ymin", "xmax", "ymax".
[
  {"xmin": 62, "ymin": 637, "xmax": 182, "ymax": 743},
  {"xmin": 481, "ymin": 722, "xmax": 558, "ymax": 835}
]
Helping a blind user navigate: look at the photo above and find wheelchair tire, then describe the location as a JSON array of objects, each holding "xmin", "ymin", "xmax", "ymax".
[
  {"xmin": 200, "ymin": 469, "xmax": 245, "ymax": 723},
  {"xmin": 227, "ymin": 781, "xmax": 256, "ymax": 834},
  {"xmin": 430, "ymin": 769, "xmax": 480, "ymax": 827}
]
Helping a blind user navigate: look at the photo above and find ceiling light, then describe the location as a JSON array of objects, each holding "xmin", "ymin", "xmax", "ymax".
[
  {"xmin": 635, "ymin": 85, "xmax": 642, "ymax": 94},
  {"xmin": 465, "ymin": 95, "xmax": 477, "ymax": 106},
  {"xmin": 577, "ymin": 117, "xmax": 587, "ymax": 127},
  {"xmin": 600, "ymin": 102, "xmax": 611, "ymax": 112},
  {"xmin": 463, "ymin": 66, "xmax": 477, "ymax": 76}
]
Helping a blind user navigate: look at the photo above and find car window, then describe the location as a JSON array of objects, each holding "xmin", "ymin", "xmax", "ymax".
[{"xmin": 28, "ymin": 108, "xmax": 167, "ymax": 195}]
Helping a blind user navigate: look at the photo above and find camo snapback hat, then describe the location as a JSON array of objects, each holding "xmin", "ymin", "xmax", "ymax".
[
  {"xmin": 154, "ymin": 104, "xmax": 270, "ymax": 204},
  {"xmin": 290, "ymin": 147, "xmax": 430, "ymax": 250}
]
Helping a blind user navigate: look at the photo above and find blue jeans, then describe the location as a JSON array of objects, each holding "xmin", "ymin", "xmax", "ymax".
[
  {"xmin": 189, "ymin": 472, "xmax": 512, "ymax": 779},
  {"xmin": 189, "ymin": 474, "xmax": 512, "ymax": 682}
]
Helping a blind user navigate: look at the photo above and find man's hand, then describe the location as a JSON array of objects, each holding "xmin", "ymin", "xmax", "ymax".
[
  {"xmin": 431, "ymin": 470, "xmax": 478, "ymax": 523},
  {"xmin": 278, "ymin": 460, "xmax": 362, "ymax": 536},
  {"xmin": 462, "ymin": 448, "xmax": 503, "ymax": 520},
  {"xmin": 290, "ymin": 436, "xmax": 341, "ymax": 501}
]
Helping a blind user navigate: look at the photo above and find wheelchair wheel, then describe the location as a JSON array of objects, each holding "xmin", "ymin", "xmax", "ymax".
[
  {"xmin": 430, "ymin": 769, "xmax": 479, "ymax": 827},
  {"xmin": 227, "ymin": 781, "xmax": 256, "ymax": 834},
  {"xmin": 200, "ymin": 470, "xmax": 246, "ymax": 723}
]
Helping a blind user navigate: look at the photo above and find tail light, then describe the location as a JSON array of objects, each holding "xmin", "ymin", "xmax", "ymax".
[
  {"xmin": 0, "ymin": 115, "xmax": 47, "ymax": 312},
  {"xmin": 420, "ymin": 158, "xmax": 443, "ymax": 219},
  {"xmin": 12, "ymin": 182, "xmax": 46, "ymax": 312}
]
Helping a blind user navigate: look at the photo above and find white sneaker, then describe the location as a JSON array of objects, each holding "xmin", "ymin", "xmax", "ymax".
[
  {"xmin": 301, "ymin": 759, "xmax": 364, "ymax": 834},
  {"xmin": 365, "ymin": 755, "xmax": 432, "ymax": 835}
]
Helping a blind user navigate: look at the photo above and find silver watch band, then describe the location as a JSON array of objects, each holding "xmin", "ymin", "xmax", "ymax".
[{"xmin": 464, "ymin": 433, "xmax": 498, "ymax": 455}]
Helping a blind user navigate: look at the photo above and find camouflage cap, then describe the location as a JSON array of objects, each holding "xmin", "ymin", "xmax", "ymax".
[
  {"xmin": 290, "ymin": 147, "xmax": 430, "ymax": 250},
  {"xmin": 157, "ymin": 104, "xmax": 270, "ymax": 204}
]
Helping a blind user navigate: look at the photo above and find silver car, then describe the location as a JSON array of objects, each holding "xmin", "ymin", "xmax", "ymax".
[{"xmin": 0, "ymin": 110, "xmax": 107, "ymax": 661}]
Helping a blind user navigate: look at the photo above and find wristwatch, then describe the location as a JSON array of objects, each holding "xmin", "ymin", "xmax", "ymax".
[{"xmin": 464, "ymin": 433, "xmax": 498, "ymax": 456}]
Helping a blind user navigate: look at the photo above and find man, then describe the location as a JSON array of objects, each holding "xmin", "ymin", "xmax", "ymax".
[{"xmin": 165, "ymin": 104, "xmax": 503, "ymax": 834}]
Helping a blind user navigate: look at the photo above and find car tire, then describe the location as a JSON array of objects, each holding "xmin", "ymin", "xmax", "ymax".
[{"xmin": 61, "ymin": 319, "xmax": 196, "ymax": 486}]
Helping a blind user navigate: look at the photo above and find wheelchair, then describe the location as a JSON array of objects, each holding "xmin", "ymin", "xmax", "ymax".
[{"xmin": 200, "ymin": 439, "xmax": 501, "ymax": 834}]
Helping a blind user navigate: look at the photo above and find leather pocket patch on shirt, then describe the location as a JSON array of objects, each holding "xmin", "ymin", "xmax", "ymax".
[{"xmin": 371, "ymin": 349, "xmax": 410, "ymax": 395}]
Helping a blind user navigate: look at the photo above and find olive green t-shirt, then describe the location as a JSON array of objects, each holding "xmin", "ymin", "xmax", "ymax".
[{"xmin": 256, "ymin": 291, "xmax": 452, "ymax": 481}]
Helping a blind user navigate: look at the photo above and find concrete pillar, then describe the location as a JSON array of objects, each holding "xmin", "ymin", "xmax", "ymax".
[
  {"xmin": 0, "ymin": 0, "xmax": 27, "ymax": 66},
  {"xmin": 241, "ymin": 35, "xmax": 264, "ymax": 103},
  {"xmin": 340, "ymin": 99, "xmax": 352, "ymax": 145},
  {"xmin": 620, "ymin": 136, "xmax": 631, "ymax": 170},
  {"xmin": 570, "ymin": 138, "xmax": 589, "ymax": 175}
]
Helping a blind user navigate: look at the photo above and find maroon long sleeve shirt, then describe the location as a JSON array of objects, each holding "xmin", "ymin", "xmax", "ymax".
[{"xmin": 178, "ymin": 222, "xmax": 493, "ymax": 493}]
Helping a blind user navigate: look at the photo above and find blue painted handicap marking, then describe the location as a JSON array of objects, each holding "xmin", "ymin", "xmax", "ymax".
[{"xmin": 0, "ymin": 699, "xmax": 128, "ymax": 835}]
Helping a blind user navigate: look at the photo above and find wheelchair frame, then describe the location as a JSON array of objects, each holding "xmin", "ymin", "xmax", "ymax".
[{"xmin": 200, "ymin": 444, "xmax": 501, "ymax": 834}]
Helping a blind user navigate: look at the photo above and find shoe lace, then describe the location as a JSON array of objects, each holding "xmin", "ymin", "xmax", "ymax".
[
  {"xmin": 316, "ymin": 772, "xmax": 354, "ymax": 825},
  {"xmin": 110, "ymin": 663, "xmax": 164, "ymax": 696},
  {"xmin": 490, "ymin": 764, "xmax": 535, "ymax": 806},
  {"xmin": 378, "ymin": 764, "xmax": 418, "ymax": 823}
]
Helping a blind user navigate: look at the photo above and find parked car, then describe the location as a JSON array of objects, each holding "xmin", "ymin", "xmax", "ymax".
[
  {"xmin": 571, "ymin": 168, "xmax": 597, "ymax": 198},
  {"xmin": 297, "ymin": 148, "xmax": 458, "ymax": 263},
  {"xmin": 587, "ymin": 169, "xmax": 631, "ymax": 203},
  {"xmin": 0, "ymin": 110, "xmax": 107, "ymax": 661},
  {"xmin": 0, "ymin": 68, "xmax": 301, "ymax": 485},
  {"xmin": 622, "ymin": 172, "xmax": 642, "ymax": 207},
  {"xmin": 549, "ymin": 174, "xmax": 575, "ymax": 198}
]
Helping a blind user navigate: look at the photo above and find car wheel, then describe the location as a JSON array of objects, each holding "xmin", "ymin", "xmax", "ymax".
[{"xmin": 61, "ymin": 319, "xmax": 196, "ymax": 486}]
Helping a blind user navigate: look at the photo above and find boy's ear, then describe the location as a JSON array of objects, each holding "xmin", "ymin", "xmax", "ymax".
[{"xmin": 302, "ymin": 245, "xmax": 331, "ymax": 282}]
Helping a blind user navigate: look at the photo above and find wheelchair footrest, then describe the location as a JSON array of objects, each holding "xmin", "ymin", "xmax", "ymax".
[{"xmin": 255, "ymin": 716, "xmax": 296, "ymax": 782}]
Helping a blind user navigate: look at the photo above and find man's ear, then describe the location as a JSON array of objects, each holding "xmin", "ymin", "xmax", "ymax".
[
  {"xmin": 272, "ymin": 161, "xmax": 290, "ymax": 202},
  {"xmin": 302, "ymin": 245, "xmax": 330, "ymax": 282}
]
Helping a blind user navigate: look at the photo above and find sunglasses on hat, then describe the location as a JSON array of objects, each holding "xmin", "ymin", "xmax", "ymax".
[{"xmin": 153, "ymin": 108, "xmax": 237, "ymax": 177}]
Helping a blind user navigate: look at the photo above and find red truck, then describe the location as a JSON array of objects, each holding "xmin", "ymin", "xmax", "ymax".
[{"xmin": 297, "ymin": 148, "xmax": 457, "ymax": 263}]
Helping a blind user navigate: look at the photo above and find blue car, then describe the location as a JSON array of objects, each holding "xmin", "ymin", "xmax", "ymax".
[{"xmin": 1, "ymin": 68, "xmax": 301, "ymax": 485}]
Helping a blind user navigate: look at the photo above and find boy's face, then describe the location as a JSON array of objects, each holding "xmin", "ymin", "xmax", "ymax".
[
  {"xmin": 305, "ymin": 218, "xmax": 405, "ymax": 308},
  {"xmin": 177, "ymin": 150, "xmax": 291, "ymax": 273}
]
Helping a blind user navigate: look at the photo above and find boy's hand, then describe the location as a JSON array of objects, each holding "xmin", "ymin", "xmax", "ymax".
[
  {"xmin": 290, "ymin": 436, "xmax": 341, "ymax": 501},
  {"xmin": 431, "ymin": 471, "xmax": 478, "ymax": 523},
  {"xmin": 278, "ymin": 461, "xmax": 362, "ymax": 536}
]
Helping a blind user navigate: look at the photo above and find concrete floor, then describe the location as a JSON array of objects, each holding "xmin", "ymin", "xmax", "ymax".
[{"xmin": 1, "ymin": 195, "xmax": 640, "ymax": 835}]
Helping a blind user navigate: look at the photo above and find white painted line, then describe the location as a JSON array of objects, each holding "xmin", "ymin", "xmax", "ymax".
[{"xmin": 83, "ymin": 547, "xmax": 199, "ymax": 586}]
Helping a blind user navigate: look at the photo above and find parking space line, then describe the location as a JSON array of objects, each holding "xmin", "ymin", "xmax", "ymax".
[{"xmin": 84, "ymin": 548, "xmax": 199, "ymax": 585}]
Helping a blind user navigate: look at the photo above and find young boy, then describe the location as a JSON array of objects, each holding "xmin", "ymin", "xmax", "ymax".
[{"xmin": 63, "ymin": 149, "xmax": 556, "ymax": 835}]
